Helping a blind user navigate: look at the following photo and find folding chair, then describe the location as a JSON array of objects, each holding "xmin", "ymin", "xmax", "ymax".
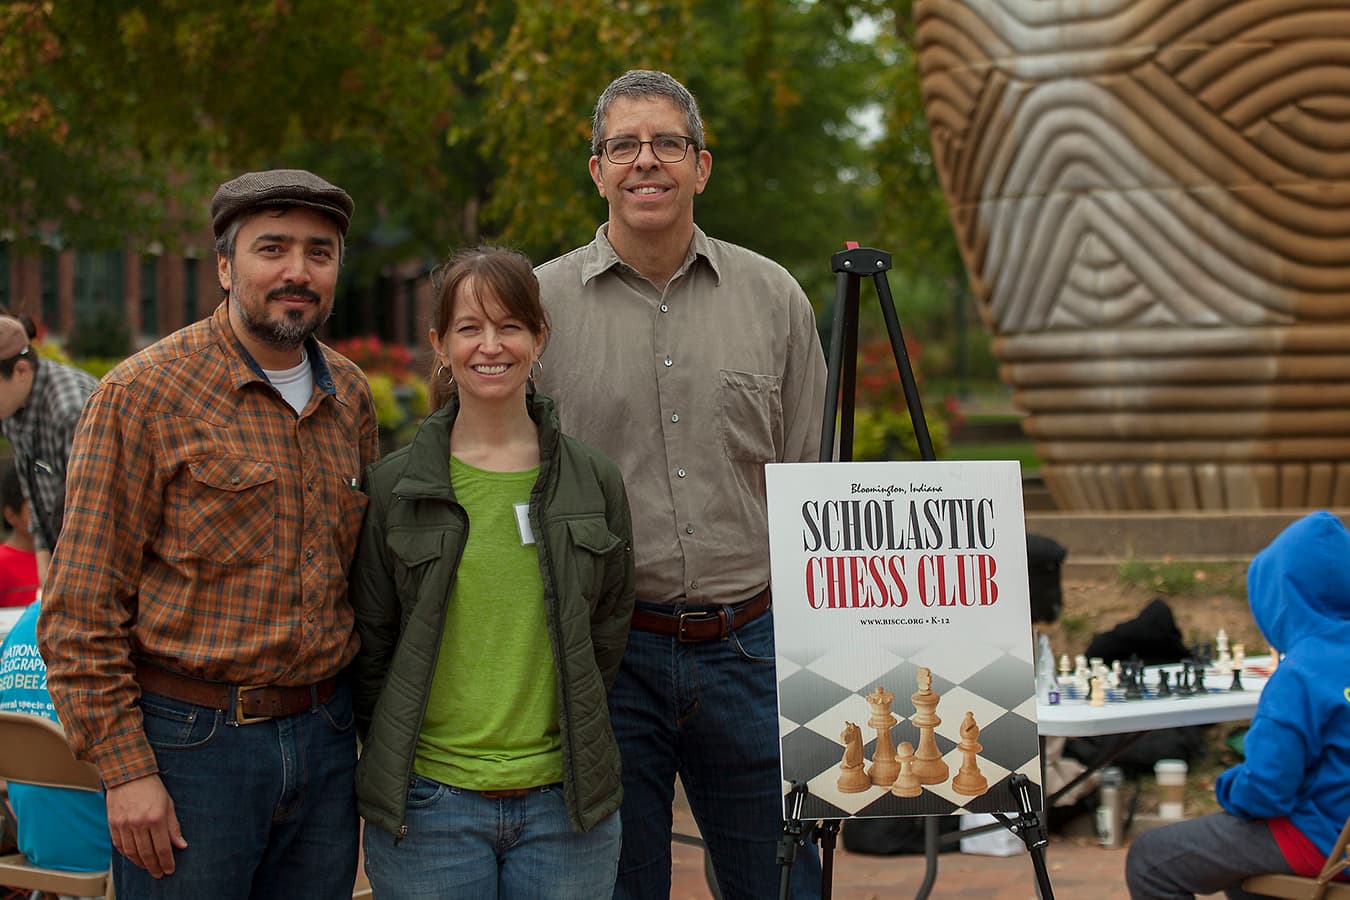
[
  {"xmin": 1242, "ymin": 814, "xmax": 1350, "ymax": 900},
  {"xmin": 0, "ymin": 710, "xmax": 113, "ymax": 899}
]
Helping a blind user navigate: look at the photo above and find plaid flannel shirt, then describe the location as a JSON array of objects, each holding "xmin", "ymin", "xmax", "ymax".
[
  {"xmin": 38, "ymin": 302, "xmax": 380, "ymax": 787},
  {"xmin": 1, "ymin": 358, "xmax": 98, "ymax": 551}
]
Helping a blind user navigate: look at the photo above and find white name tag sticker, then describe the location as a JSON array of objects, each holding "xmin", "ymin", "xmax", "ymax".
[{"xmin": 514, "ymin": 502, "xmax": 536, "ymax": 545}]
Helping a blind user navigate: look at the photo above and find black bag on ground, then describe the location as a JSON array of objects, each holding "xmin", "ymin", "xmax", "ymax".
[
  {"xmin": 841, "ymin": 815, "xmax": 962, "ymax": 855},
  {"xmin": 1069, "ymin": 596, "xmax": 1206, "ymax": 773},
  {"xmin": 1084, "ymin": 596, "xmax": 1189, "ymax": 665}
]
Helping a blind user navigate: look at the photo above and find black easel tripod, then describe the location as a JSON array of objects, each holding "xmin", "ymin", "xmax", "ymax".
[{"xmin": 775, "ymin": 244, "xmax": 1056, "ymax": 900}]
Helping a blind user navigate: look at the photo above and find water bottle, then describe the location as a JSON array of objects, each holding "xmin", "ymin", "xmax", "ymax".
[{"xmin": 1096, "ymin": 766, "xmax": 1124, "ymax": 848}]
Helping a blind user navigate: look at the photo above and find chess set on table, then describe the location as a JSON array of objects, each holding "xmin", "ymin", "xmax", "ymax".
[{"xmin": 1044, "ymin": 628, "xmax": 1276, "ymax": 708}]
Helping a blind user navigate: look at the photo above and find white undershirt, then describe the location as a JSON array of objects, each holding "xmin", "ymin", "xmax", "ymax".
[{"xmin": 262, "ymin": 350, "xmax": 314, "ymax": 414}]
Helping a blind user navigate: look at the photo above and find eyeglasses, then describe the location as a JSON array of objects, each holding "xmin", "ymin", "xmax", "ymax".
[{"xmin": 600, "ymin": 134, "xmax": 698, "ymax": 165}]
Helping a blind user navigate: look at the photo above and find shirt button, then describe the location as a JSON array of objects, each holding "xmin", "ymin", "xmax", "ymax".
[
  {"xmin": 677, "ymin": 468, "xmax": 686, "ymax": 478},
  {"xmin": 671, "ymin": 413, "xmax": 680, "ymax": 423},
  {"xmin": 305, "ymin": 549, "xmax": 315, "ymax": 561},
  {"xmin": 685, "ymin": 525, "xmax": 695, "ymax": 535},
  {"xmin": 690, "ymin": 579, "xmax": 699, "ymax": 590},
  {"xmin": 664, "ymin": 356, "xmax": 673, "ymax": 367},
  {"xmin": 660, "ymin": 304, "xmax": 669, "ymax": 313},
  {"xmin": 307, "ymin": 613, "xmax": 316, "ymax": 623}
]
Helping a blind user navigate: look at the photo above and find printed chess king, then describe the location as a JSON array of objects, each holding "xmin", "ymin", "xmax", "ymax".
[{"xmin": 776, "ymin": 638, "xmax": 1043, "ymax": 820}]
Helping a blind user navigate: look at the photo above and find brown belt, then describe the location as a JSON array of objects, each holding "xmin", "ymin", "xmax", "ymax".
[
  {"xmin": 479, "ymin": 788, "xmax": 533, "ymax": 799},
  {"xmin": 134, "ymin": 662, "xmax": 338, "ymax": 725},
  {"xmin": 630, "ymin": 587, "xmax": 772, "ymax": 642}
]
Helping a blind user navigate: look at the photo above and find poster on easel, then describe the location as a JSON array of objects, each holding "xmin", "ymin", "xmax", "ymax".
[{"xmin": 767, "ymin": 459, "xmax": 1042, "ymax": 820}]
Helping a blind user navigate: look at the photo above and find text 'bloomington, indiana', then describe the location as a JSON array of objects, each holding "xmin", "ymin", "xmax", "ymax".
[{"xmin": 800, "ymin": 490, "xmax": 999, "ymax": 610}]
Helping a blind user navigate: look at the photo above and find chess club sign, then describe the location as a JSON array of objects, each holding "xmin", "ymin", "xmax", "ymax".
[{"xmin": 767, "ymin": 460, "xmax": 1043, "ymax": 820}]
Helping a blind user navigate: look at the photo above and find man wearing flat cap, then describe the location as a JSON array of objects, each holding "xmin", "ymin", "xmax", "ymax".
[
  {"xmin": 40, "ymin": 169, "xmax": 380, "ymax": 898},
  {"xmin": 0, "ymin": 314, "xmax": 97, "ymax": 580}
]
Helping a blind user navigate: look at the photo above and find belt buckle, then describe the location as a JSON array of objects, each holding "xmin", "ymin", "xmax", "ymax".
[
  {"xmin": 235, "ymin": 684, "xmax": 272, "ymax": 725},
  {"xmin": 677, "ymin": 609, "xmax": 725, "ymax": 642}
]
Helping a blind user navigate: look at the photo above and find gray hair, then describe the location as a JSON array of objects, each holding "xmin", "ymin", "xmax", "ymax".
[
  {"xmin": 213, "ymin": 207, "xmax": 346, "ymax": 264},
  {"xmin": 591, "ymin": 70, "xmax": 705, "ymax": 157}
]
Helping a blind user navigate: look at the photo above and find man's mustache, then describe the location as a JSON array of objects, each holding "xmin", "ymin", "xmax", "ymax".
[{"xmin": 267, "ymin": 286, "xmax": 322, "ymax": 303}]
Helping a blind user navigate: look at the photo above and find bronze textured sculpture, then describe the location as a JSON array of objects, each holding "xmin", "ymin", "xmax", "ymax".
[{"xmin": 915, "ymin": 0, "xmax": 1350, "ymax": 510}]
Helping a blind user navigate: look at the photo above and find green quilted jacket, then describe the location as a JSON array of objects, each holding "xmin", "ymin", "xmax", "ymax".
[{"xmin": 350, "ymin": 391, "xmax": 635, "ymax": 837}]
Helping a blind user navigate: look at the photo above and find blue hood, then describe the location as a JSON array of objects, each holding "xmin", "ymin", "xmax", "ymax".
[{"xmin": 1245, "ymin": 511, "xmax": 1350, "ymax": 653}]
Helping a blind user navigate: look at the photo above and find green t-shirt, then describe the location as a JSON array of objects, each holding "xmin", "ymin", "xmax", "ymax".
[{"xmin": 413, "ymin": 456, "xmax": 562, "ymax": 790}]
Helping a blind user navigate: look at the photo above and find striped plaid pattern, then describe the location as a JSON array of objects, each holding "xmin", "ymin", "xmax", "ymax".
[
  {"xmin": 1, "ymin": 358, "xmax": 98, "ymax": 550},
  {"xmin": 39, "ymin": 302, "xmax": 380, "ymax": 786}
]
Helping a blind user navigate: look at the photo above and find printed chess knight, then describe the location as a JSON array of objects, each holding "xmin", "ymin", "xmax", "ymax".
[{"xmin": 836, "ymin": 721, "xmax": 871, "ymax": 793}]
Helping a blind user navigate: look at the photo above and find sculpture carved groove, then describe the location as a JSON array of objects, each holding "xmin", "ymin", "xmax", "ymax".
[{"xmin": 916, "ymin": 0, "xmax": 1350, "ymax": 509}]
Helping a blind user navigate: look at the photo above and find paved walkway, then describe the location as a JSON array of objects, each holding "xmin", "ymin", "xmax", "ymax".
[{"xmin": 669, "ymin": 786, "xmax": 1226, "ymax": 899}]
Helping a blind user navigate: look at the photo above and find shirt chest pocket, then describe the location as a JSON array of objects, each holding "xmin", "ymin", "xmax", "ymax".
[
  {"xmin": 388, "ymin": 529, "xmax": 449, "ymax": 628},
  {"xmin": 185, "ymin": 458, "xmax": 276, "ymax": 564},
  {"xmin": 718, "ymin": 370, "xmax": 783, "ymax": 463}
]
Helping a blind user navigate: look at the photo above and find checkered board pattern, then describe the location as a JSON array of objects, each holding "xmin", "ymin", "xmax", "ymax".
[{"xmin": 776, "ymin": 637, "xmax": 1043, "ymax": 821}]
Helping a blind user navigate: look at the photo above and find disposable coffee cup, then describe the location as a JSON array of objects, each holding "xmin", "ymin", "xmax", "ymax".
[{"xmin": 1155, "ymin": 759, "xmax": 1188, "ymax": 819}]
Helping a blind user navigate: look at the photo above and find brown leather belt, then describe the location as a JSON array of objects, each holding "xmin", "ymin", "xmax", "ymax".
[
  {"xmin": 479, "ymin": 788, "xmax": 533, "ymax": 799},
  {"xmin": 630, "ymin": 587, "xmax": 772, "ymax": 642},
  {"xmin": 134, "ymin": 662, "xmax": 338, "ymax": 725}
]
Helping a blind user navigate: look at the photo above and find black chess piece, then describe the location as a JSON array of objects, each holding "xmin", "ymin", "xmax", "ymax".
[
  {"xmin": 1156, "ymin": 669, "xmax": 1172, "ymax": 697},
  {"xmin": 1124, "ymin": 661, "xmax": 1144, "ymax": 700},
  {"xmin": 1230, "ymin": 667, "xmax": 1243, "ymax": 692},
  {"xmin": 1193, "ymin": 665, "xmax": 1208, "ymax": 694},
  {"xmin": 1178, "ymin": 660, "xmax": 1195, "ymax": 696}
]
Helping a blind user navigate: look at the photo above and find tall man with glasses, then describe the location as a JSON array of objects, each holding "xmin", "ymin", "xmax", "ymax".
[
  {"xmin": 535, "ymin": 69, "xmax": 827, "ymax": 899},
  {"xmin": 39, "ymin": 170, "xmax": 380, "ymax": 899},
  {"xmin": 0, "ymin": 315, "xmax": 97, "ymax": 582}
]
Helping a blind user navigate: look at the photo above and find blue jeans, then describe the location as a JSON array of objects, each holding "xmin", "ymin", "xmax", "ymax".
[
  {"xmin": 610, "ymin": 607, "xmax": 822, "ymax": 900},
  {"xmin": 1125, "ymin": 812, "xmax": 1292, "ymax": 899},
  {"xmin": 113, "ymin": 681, "xmax": 359, "ymax": 900},
  {"xmin": 362, "ymin": 775, "xmax": 621, "ymax": 898}
]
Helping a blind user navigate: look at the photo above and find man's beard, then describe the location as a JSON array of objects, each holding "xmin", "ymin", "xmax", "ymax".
[{"xmin": 238, "ymin": 285, "xmax": 329, "ymax": 349}]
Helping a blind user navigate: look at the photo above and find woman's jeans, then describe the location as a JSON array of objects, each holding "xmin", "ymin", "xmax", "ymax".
[
  {"xmin": 113, "ymin": 681, "xmax": 359, "ymax": 899},
  {"xmin": 363, "ymin": 776, "xmax": 621, "ymax": 899}
]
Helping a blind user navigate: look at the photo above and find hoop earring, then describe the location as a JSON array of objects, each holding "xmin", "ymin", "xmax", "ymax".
[
  {"xmin": 529, "ymin": 358, "xmax": 543, "ymax": 381},
  {"xmin": 435, "ymin": 363, "xmax": 454, "ymax": 386}
]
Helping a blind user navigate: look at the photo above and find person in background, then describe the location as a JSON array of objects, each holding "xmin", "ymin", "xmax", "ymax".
[
  {"xmin": 534, "ymin": 69, "xmax": 827, "ymax": 899},
  {"xmin": 1125, "ymin": 511, "xmax": 1350, "ymax": 898},
  {"xmin": 0, "ymin": 596, "xmax": 113, "ymax": 879},
  {"xmin": 351, "ymin": 246, "xmax": 635, "ymax": 898},
  {"xmin": 0, "ymin": 314, "xmax": 97, "ymax": 583},
  {"xmin": 0, "ymin": 461, "xmax": 39, "ymax": 608},
  {"xmin": 38, "ymin": 169, "xmax": 380, "ymax": 899}
]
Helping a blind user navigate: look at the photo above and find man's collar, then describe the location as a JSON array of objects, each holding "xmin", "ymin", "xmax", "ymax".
[
  {"xmin": 211, "ymin": 301, "xmax": 338, "ymax": 397},
  {"xmin": 580, "ymin": 223, "xmax": 722, "ymax": 286}
]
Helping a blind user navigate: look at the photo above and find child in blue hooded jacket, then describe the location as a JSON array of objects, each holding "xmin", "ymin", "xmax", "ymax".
[{"xmin": 1126, "ymin": 510, "xmax": 1350, "ymax": 898}]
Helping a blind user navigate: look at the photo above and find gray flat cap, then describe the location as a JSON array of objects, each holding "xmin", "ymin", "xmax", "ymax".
[{"xmin": 211, "ymin": 169, "xmax": 354, "ymax": 239}]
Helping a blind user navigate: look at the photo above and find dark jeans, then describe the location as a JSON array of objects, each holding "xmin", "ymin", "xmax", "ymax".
[
  {"xmin": 608, "ymin": 608, "xmax": 822, "ymax": 900},
  {"xmin": 1125, "ymin": 812, "xmax": 1292, "ymax": 899},
  {"xmin": 113, "ymin": 681, "xmax": 359, "ymax": 899}
]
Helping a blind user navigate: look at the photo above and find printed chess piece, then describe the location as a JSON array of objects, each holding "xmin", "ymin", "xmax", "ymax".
[
  {"xmin": 890, "ymin": 741, "xmax": 922, "ymax": 798},
  {"xmin": 1090, "ymin": 676, "xmax": 1106, "ymax": 707},
  {"xmin": 951, "ymin": 711, "xmax": 989, "ymax": 796},
  {"xmin": 837, "ymin": 721, "xmax": 871, "ymax": 793},
  {"xmin": 865, "ymin": 685, "xmax": 901, "ymax": 786},
  {"xmin": 910, "ymin": 666, "xmax": 949, "ymax": 784}
]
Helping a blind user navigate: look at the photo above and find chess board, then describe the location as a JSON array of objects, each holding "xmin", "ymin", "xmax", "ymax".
[{"xmin": 776, "ymin": 633, "xmax": 1043, "ymax": 821}]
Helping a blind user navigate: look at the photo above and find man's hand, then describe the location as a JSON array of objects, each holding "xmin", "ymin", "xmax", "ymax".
[{"xmin": 105, "ymin": 774, "xmax": 188, "ymax": 878}]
